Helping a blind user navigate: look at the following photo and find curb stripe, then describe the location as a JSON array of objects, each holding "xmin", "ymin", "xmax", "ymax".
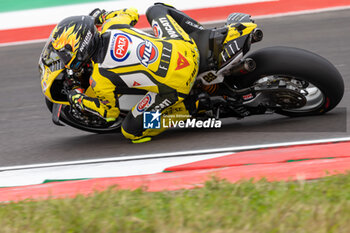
[
  {"xmin": 2, "ymin": 156, "xmax": 350, "ymax": 202},
  {"xmin": 1, "ymin": 138, "xmax": 350, "ymax": 202},
  {"xmin": 164, "ymin": 141, "xmax": 350, "ymax": 172}
]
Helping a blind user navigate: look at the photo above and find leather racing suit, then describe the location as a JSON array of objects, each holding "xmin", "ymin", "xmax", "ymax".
[{"xmin": 78, "ymin": 4, "xmax": 203, "ymax": 141}]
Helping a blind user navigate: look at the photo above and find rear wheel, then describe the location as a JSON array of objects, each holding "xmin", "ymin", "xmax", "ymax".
[{"xmin": 237, "ymin": 46, "xmax": 344, "ymax": 116}]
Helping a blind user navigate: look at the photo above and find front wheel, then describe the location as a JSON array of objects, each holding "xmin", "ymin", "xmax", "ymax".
[
  {"xmin": 237, "ymin": 46, "xmax": 344, "ymax": 116},
  {"xmin": 45, "ymin": 98, "xmax": 123, "ymax": 134}
]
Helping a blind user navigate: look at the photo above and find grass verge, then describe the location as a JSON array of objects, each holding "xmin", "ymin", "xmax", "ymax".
[{"xmin": 2, "ymin": 174, "xmax": 350, "ymax": 233}]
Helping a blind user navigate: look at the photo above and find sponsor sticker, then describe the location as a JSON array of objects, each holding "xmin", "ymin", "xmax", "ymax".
[
  {"xmin": 137, "ymin": 93, "xmax": 152, "ymax": 112},
  {"xmin": 42, "ymin": 81, "xmax": 47, "ymax": 92},
  {"xmin": 243, "ymin": 93, "xmax": 254, "ymax": 100},
  {"xmin": 89, "ymin": 77, "xmax": 97, "ymax": 88},
  {"xmin": 101, "ymin": 99, "xmax": 110, "ymax": 104},
  {"xmin": 152, "ymin": 20, "xmax": 162, "ymax": 38},
  {"xmin": 153, "ymin": 41, "xmax": 172, "ymax": 77},
  {"xmin": 133, "ymin": 81, "xmax": 141, "ymax": 86},
  {"xmin": 79, "ymin": 30, "xmax": 93, "ymax": 52},
  {"xmin": 110, "ymin": 33, "xmax": 133, "ymax": 62},
  {"xmin": 175, "ymin": 52, "xmax": 190, "ymax": 70},
  {"xmin": 151, "ymin": 99, "xmax": 172, "ymax": 111},
  {"xmin": 159, "ymin": 17, "xmax": 179, "ymax": 38},
  {"xmin": 185, "ymin": 20, "xmax": 204, "ymax": 30},
  {"xmin": 137, "ymin": 40, "xmax": 158, "ymax": 67}
]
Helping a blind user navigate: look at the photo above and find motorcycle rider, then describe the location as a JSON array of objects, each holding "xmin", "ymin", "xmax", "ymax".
[{"xmin": 50, "ymin": 3, "xmax": 204, "ymax": 143}]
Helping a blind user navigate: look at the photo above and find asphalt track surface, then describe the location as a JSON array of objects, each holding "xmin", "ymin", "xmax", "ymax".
[{"xmin": 1, "ymin": 9, "xmax": 349, "ymax": 166}]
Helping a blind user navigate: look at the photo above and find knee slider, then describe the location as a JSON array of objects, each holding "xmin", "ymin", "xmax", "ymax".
[{"xmin": 121, "ymin": 113, "xmax": 144, "ymax": 138}]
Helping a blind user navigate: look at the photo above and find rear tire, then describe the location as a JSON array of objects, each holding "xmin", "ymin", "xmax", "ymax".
[{"xmin": 239, "ymin": 46, "xmax": 344, "ymax": 116}]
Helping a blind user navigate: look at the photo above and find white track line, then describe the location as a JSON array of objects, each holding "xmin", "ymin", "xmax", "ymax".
[
  {"xmin": 0, "ymin": 152, "xmax": 231, "ymax": 187},
  {"xmin": 1, "ymin": 137, "xmax": 349, "ymax": 172},
  {"xmin": 1, "ymin": 5, "xmax": 350, "ymax": 48}
]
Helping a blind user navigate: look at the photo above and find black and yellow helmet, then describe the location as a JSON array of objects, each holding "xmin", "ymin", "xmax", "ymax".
[{"xmin": 51, "ymin": 15, "xmax": 99, "ymax": 71}]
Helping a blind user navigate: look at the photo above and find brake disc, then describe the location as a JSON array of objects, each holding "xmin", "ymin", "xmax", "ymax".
[{"xmin": 263, "ymin": 88, "xmax": 307, "ymax": 109}]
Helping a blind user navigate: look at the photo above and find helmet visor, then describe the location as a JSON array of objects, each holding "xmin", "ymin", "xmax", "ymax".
[
  {"xmin": 56, "ymin": 47, "xmax": 74, "ymax": 66},
  {"xmin": 56, "ymin": 48, "xmax": 85, "ymax": 71}
]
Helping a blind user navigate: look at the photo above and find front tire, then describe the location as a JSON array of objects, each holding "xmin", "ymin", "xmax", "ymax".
[{"xmin": 45, "ymin": 98, "xmax": 122, "ymax": 134}]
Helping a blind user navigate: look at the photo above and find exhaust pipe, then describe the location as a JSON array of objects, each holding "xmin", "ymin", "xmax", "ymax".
[
  {"xmin": 243, "ymin": 58, "xmax": 256, "ymax": 72},
  {"xmin": 251, "ymin": 28, "xmax": 263, "ymax": 43},
  {"xmin": 228, "ymin": 58, "xmax": 256, "ymax": 76}
]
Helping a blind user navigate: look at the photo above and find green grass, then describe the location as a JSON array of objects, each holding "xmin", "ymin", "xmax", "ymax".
[{"xmin": 2, "ymin": 174, "xmax": 350, "ymax": 233}]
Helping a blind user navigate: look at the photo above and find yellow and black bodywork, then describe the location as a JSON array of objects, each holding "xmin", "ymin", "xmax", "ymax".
[
  {"xmin": 195, "ymin": 15, "xmax": 259, "ymax": 86},
  {"xmin": 220, "ymin": 22, "xmax": 257, "ymax": 66}
]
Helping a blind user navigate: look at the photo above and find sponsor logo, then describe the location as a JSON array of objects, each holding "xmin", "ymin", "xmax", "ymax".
[
  {"xmin": 101, "ymin": 99, "xmax": 110, "ymax": 104},
  {"xmin": 151, "ymin": 99, "xmax": 172, "ymax": 111},
  {"xmin": 110, "ymin": 33, "xmax": 132, "ymax": 62},
  {"xmin": 137, "ymin": 93, "xmax": 152, "ymax": 112},
  {"xmin": 186, "ymin": 66, "xmax": 197, "ymax": 87},
  {"xmin": 137, "ymin": 40, "xmax": 158, "ymax": 67},
  {"xmin": 243, "ymin": 93, "xmax": 254, "ymax": 100},
  {"xmin": 159, "ymin": 17, "xmax": 179, "ymax": 38},
  {"xmin": 153, "ymin": 41, "xmax": 172, "ymax": 77},
  {"xmin": 79, "ymin": 30, "xmax": 93, "ymax": 52},
  {"xmin": 89, "ymin": 77, "xmax": 97, "ymax": 88},
  {"xmin": 133, "ymin": 81, "xmax": 141, "ymax": 86},
  {"xmin": 143, "ymin": 111, "xmax": 161, "ymax": 129},
  {"xmin": 152, "ymin": 20, "xmax": 162, "ymax": 38},
  {"xmin": 175, "ymin": 52, "xmax": 190, "ymax": 70},
  {"xmin": 185, "ymin": 20, "xmax": 204, "ymax": 30},
  {"xmin": 42, "ymin": 81, "xmax": 47, "ymax": 92},
  {"xmin": 221, "ymin": 39, "xmax": 242, "ymax": 63}
]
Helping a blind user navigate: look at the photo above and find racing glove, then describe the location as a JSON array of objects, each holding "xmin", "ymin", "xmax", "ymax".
[
  {"xmin": 89, "ymin": 8, "xmax": 139, "ymax": 26},
  {"xmin": 68, "ymin": 88, "xmax": 117, "ymax": 122},
  {"xmin": 68, "ymin": 88, "xmax": 86, "ymax": 111}
]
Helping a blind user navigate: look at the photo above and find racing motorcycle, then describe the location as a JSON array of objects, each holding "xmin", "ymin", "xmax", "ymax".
[{"xmin": 39, "ymin": 12, "xmax": 344, "ymax": 133}]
